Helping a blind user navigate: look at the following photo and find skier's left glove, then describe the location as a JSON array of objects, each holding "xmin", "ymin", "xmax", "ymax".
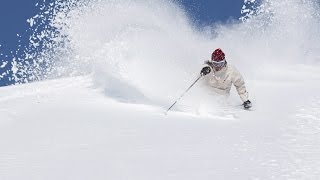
[
  {"xmin": 243, "ymin": 100, "xmax": 252, "ymax": 109},
  {"xmin": 200, "ymin": 66, "xmax": 211, "ymax": 76}
]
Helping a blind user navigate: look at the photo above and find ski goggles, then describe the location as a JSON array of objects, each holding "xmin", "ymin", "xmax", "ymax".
[{"xmin": 211, "ymin": 59, "xmax": 226, "ymax": 68}]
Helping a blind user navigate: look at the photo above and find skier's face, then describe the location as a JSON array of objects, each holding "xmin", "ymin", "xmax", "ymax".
[
  {"xmin": 211, "ymin": 59, "xmax": 226, "ymax": 71},
  {"xmin": 214, "ymin": 66, "xmax": 224, "ymax": 71}
]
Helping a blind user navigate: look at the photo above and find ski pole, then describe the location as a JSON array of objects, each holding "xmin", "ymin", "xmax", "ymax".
[{"xmin": 165, "ymin": 75, "xmax": 203, "ymax": 115}]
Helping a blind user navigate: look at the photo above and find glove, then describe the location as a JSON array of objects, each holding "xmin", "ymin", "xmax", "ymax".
[
  {"xmin": 243, "ymin": 100, "xmax": 252, "ymax": 109},
  {"xmin": 200, "ymin": 66, "xmax": 211, "ymax": 76}
]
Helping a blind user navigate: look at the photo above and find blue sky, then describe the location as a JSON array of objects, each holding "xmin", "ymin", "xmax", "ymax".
[
  {"xmin": 0, "ymin": 0, "xmax": 39, "ymax": 55},
  {"xmin": 180, "ymin": 0, "xmax": 244, "ymax": 25},
  {"xmin": 0, "ymin": 0, "xmax": 244, "ymax": 86}
]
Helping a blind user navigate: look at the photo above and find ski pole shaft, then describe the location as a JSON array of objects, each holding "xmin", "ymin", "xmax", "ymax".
[{"xmin": 165, "ymin": 75, "xmax": 202, "ymax": 114}]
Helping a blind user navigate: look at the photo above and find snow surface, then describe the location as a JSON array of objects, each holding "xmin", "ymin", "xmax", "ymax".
[
  {"xmin": 1, "ymin": 0, "xmax": 320, "ymax": 179},
  {"xmin": 1, "ymin": 68, "xmax": 320, "ymax": 179}
]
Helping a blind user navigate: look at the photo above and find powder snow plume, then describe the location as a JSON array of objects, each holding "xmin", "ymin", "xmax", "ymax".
[{"xmin": 1, "ymin": 0, "xmax": 320, "ymax": 106}]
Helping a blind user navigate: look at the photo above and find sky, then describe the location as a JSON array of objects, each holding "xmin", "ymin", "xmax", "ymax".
[
  {"xmin": 0, "ymin": 0, "xmax": 244, "ymax": 86},
  {"xmin": 0, "ymin": 0, "xmax": 39, "ymax": 56},
  {"xmin": 180, "ymin": 0, "xmax": 244, "ymax": 25}
]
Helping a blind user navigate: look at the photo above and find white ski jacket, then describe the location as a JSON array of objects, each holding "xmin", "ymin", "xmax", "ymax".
[{"xmin": 203, "ymin": 64, "xmax": 249, "ymax": 102}]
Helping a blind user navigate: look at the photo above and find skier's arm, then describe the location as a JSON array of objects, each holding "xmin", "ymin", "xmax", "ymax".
[{"xmin": 232, "ymin": 69, "xmax": 249, "ymax": 103}]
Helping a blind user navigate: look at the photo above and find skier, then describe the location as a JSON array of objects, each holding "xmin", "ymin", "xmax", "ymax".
[{"xmin": 200, "ymin": 48, "xmax": 252, "ymax": 109}]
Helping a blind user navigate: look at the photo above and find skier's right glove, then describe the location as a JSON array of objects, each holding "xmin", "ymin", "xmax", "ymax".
[
  {"xmin": 200, "ymin": 66, "xmax": 211, "ymax": 76},
  {"xmin": 243, "ymin": 100, "xmax": 252, "ymax": 109}
]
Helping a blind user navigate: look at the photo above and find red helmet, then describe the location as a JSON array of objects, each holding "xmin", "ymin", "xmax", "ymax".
[{"xmin": 211, "ymin": 48, "xmax": 225, "ymax": 61}]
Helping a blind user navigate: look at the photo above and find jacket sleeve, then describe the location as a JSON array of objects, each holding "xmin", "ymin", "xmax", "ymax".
[{"xmin": 232, "ymin": 67, "xmax": 249, "ymax": 102}]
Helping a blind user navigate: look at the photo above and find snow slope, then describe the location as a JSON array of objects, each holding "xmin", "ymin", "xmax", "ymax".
[
  {"xmin": 1, "ymin": 67, "xmax": 320, "ymax": 179},
  {"xmin": 1, "ymin": 0, "xmax": 320, "ymax": 179}
]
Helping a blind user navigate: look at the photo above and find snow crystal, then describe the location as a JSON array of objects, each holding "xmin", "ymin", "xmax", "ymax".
[
  {"xmin": 11, "ymin": 59, "xmax": 18, "ymax": 74},
  {"xmin": 0, "ymin": 62, "xmax": 8, "ymax": 68},
  {"xmin": 27, "ymin": 18, "xmax": 35, "ymax": 27}
]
